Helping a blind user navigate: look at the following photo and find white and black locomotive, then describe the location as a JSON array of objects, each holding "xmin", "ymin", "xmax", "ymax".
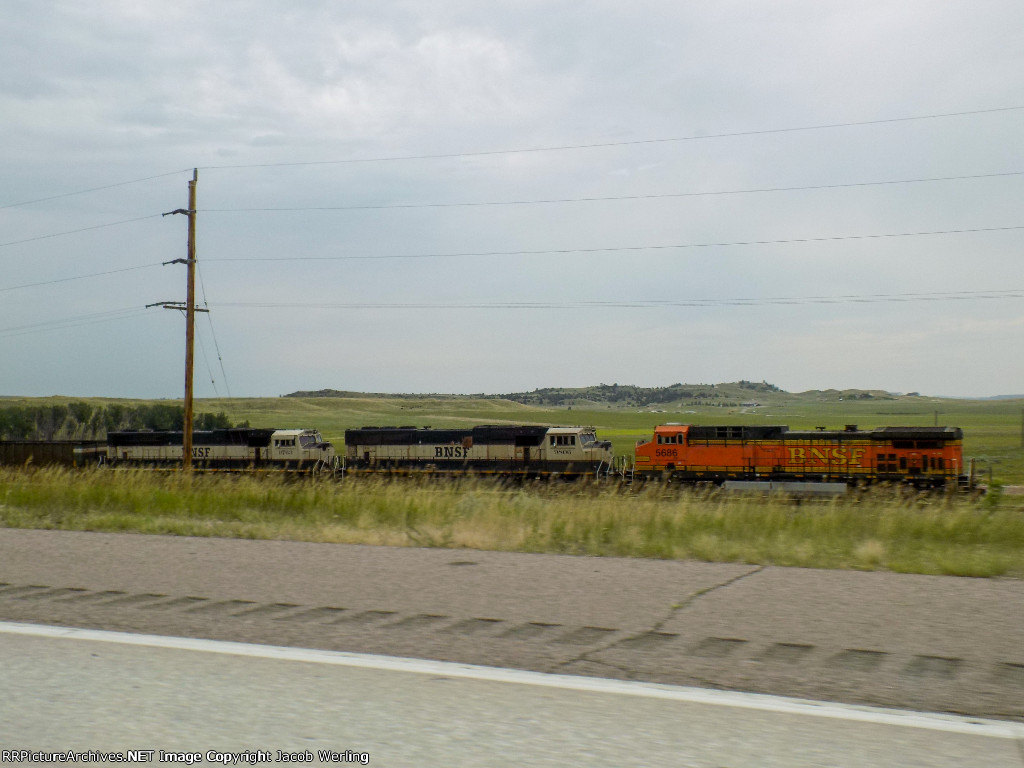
[
  {"xmin": 101, "ymin": 424, "xmax": 613, "ymax": 477},
  {"xmin": 344, "ymin": 424, "xmax": 613, "ymax": 477},
  {"xmin": 106, "ymin": 427, "xmax": 336, "ymax": 472}
]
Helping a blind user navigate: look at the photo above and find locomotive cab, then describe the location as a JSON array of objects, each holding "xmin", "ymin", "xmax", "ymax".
[
  {"xmin": 268, "ymin": 429, "xmax": 335, "ymax": 468},
  {"xmin": 542, "ymin": 427, "xmax": 613, "ymax": 471},
  {"xmin": 635, "ymin": 424, "xmax": 690, "ymax": 473}
]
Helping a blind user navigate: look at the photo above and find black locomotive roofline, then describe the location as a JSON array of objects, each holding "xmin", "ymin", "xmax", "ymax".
[
  {"xmin": 867, "ymin": 426, "xmax": 964, "ymax": 440},
  {"xmin": 682, "ymin": 425, "xmax": 963, "ymax": 442},
  {"xmin": 107, "ymin": 428, "xmax": 280, "ymax": 448},
  {"xmin": 346, "ymin": 425, "xmax": 552, "ymax": 447}
]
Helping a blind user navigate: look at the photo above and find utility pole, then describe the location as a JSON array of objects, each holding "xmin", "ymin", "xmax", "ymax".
[
  {"xmin": 183, "ymin": 170, "xmax": 197, "ymax": 472},
  {"xmin": 157, "ymin": 169, "xmax": 204, "ymax": 472}
]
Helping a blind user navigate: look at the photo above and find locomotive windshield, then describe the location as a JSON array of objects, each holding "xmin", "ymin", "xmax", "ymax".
[
  {"xmin": 299, "ymin": 432, "xmax": 320, "ymax": 447},
  {"xmin": 580, "ymin": 431, "xmax": 597, "ymax": 445}
]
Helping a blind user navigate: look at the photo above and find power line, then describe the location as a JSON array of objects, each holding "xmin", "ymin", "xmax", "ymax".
[
  {"xmin": 0, "ymin": 307, "xmax": 156, "ymax": 338},
  {"xmin": 0, "ymin": 169, "xmax": 193, "ymax": 211},
  {"xmin": 201, "ymin": 105, "xmax": 1024, "ymax": 170},
  {"xmin": 4, "ymin": 105, "xmax": 1022, "ymax": 209},
  {"xmin": 0, "ymin": 215, "xmax": 163, "ymax": 249},
  {"xmin": 204, "ymin": 171, "xmax": 1024, "ymax": 214},
  {"xmin": 196, "ymin": 264, "xmax": 232, "ymax": 399},
  {"xmin": 194, "ymin": 326, "xmax": 220, "ymax": 398},
  {"xmin": 8, "ymin": 172, "xmax": 1022, "ymax": 258},
  {"xmin": 0, "ymin": 263, "xmax": 162, "ymax": 293},
  {"xmin": 212, "ymin": 288, "xmax": 1024, "ymax": 311},
  {"xmin": 4, "ymin": 288, "xmax": 1018, "ymax": 339},
  {"xmin": 5, "ymin": 221, "xmax": 1020, "ymax": 295},
  {"xmin": 205, "ymin": 224, "xmax": 1024, "ymax": 264}
]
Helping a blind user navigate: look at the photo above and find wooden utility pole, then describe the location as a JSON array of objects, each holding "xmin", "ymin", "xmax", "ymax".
[
  {"xmin": 157, "ymin": 169, "xmax": 204, "ymax": 472},
  {"xmin": 183, "ymin": 169, "xmax": 198, "ymax": 472}
]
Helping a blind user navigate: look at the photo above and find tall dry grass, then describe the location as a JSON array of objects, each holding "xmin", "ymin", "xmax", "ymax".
[{"xmin": 1, "ymin": 467, "xmax": 1021, "ymax": 577}]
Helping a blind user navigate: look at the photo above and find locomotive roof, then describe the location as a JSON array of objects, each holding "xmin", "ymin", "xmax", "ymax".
[
  {"xmin": 346, "ymin": 424, "xmax": 551, "ymax": 446},
  {"xmin": 783, "ymin": 426, "xmax": 964, "ymax": 440},
  {"xmin": 108, "ymin": 428, "xmax": 280, "ymax": 447},
  {"xmin": 655, "ymin": 424, "xmax": 964, "ymax": 441}
]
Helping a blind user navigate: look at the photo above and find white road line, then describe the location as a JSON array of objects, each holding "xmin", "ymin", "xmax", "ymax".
[{"xmin": 3, "ymin": 620, "xmax": 1022, "ymax": 740}]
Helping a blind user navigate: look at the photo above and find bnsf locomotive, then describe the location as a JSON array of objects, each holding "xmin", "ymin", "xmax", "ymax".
[
  {"xmin": 106, "ymin": 427, "xmax": 336, "ymax": 472},
  {"xmin": 634, "ymin": 424, "xmax": 971, "ymax": 489},
  {"xmin": 344, "ymin": 425, "xmax": 613, "ymax": 477},
  {"xmin": 8, "ymin": 420, "xmax": 974, "ymax": 489}
]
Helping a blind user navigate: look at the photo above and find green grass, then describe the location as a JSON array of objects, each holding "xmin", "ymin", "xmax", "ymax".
[
  {"xmin": 199, "ymin": 392, "xmax": 1024, "ymax": 485},
  {"xmin": 3, "ymin": 392, "xmax": 1022, "ymax": 577},
  {"xmin": 6, "ymin": 391, "xmax": 1021, "ymax": 482},
  {"xmin": 2, "ymin": 467, "xmax": 1022, "ymax": 578}
]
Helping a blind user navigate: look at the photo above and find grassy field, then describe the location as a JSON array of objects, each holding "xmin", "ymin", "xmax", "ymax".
[
  {"xmin": 2, "ymin": 391, "xmax": 1022, "ymax": 577},
  {"xmin": 1, "ymin": 467, "xmax": 1022, "ymax": 578},
  {"xmin": 200, "ymin": 391, "xmax": 1024, "ymax": 486},
  {"xmin": 5, "ymin": 390, "xmax": 1016, "ymax": 481}
]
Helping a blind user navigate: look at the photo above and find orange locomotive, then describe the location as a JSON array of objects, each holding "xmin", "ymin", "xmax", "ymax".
[{"xmin": 634, "ymin": 424, "xmax": 970, "ymax": 489}]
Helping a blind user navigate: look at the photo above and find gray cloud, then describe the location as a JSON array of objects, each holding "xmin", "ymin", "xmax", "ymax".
[{"xmin": 2, "ymin": 0, "xmax": 1022, "ymax": 397}]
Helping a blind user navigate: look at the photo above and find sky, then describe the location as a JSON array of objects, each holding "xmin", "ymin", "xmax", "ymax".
[{"xmin": 2, "ymin": 1, "xmax": 1023, "ymax": 399}]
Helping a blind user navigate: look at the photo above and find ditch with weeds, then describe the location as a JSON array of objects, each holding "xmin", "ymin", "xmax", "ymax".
[{"xmin": 1, "ymin": 467, "xmax": 1022, "ymax": 578}]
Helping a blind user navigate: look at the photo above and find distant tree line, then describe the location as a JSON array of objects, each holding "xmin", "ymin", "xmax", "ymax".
[
  {"xmin": 285, "ymin": 382, "xmax": 802, "ymax": 407},
  {"xmin": 736, "ymin": 380, "xmax": 782, "ymax": 393},
  {"xmin": 0, "ymin": 403, "xmax": 237, "ymax": 441},
  {"xmin": 501, "ymin": 383, "xmax": 730, "ymax": 406}
]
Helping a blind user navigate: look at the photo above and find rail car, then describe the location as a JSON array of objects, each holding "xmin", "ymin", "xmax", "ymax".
[
  {"xmin": 634, "ymin": 424, "xmax": 973, "ymax": 489},
  {"xmin": 344, "ymin": 425, "xmax": 614, "ymax": 477},
  {"xmin": 106, "ymin": 428, "xmax": 336, "ymax": 472},
  {"xmin": 0, "ymin": 440, "xmax": 106, "ymax": 468}
]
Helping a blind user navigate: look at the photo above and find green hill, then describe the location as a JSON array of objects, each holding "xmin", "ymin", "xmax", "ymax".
[{"xmin": 285, "ymin": 381, "xmax": 898, "ymax": 408}]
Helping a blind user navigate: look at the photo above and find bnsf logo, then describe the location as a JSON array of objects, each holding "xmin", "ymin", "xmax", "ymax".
[
  {"xmin": 434, "ymin": 446, "xmax": 469, "ymax": 458},
  {"xmin": 191, "ymin": 447, "xmax": 211, "ymax": 458},
  {"xmin": 788, "ymin": 447, "xmax": 866, "ymax": 467}
]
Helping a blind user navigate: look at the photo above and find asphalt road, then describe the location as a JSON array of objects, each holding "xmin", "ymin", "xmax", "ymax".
[
  {"xmin": 0, "ymin": 528, "xmax": 1022, "ymax": 722},
  {"xmin": 4, "ymin": 623, "xmax": 1024, "ymax": 767}
]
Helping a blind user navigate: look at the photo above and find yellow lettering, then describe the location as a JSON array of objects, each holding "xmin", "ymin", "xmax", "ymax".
[
  {"xmin": 849, "ymin": 448, "xmax": 865, "ymax": 467},
  {"xmin": 788, "ymin": 447, "xmax": 805, "ymax": 461},
  {"xmin": 809, "ymin": 447, "xmax": 829, "ymax": 463}
]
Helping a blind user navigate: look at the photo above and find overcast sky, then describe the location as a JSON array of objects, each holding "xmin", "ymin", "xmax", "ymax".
[{"xmin": 2, "ymin": 1, "xmax": 1022, "ymax": 398}]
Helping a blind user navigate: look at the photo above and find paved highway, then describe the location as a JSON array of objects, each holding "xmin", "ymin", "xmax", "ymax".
[
  {"xmin": 3, "ymin": 622, "xmax": 1023, "ymax": 767},
  {"xmin": 0, "ymin": 527, "xmax": 1022, "ymax": 722}
]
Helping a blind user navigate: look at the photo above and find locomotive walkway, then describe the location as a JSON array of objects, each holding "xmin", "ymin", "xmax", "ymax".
[{"xmin": 0, "ymin": 527, "xmax": 1022, "ymax": 722}]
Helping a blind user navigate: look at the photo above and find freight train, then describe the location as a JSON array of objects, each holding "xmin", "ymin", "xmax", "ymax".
[
  {"xmin": 0, "ymin": 440, "xmax": 106, "ymax": 468},
  {"xmin": 0, "ymin": 421, "xmax": 976, "ymax": 489},
  {"xmin": 634, "ymin": 424, "xmax": 972, "ymax": 489}
]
